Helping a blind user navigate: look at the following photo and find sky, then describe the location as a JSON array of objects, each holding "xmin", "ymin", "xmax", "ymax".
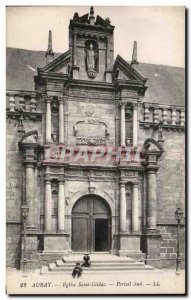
[{"xmin": 6, "ymin": 6, "xmax": 185, "ymax": 67}]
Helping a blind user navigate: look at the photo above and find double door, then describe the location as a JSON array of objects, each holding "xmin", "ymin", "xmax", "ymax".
[{"xmin": 72, "ymin": 196, "xmax": 111, "ymax": 252}]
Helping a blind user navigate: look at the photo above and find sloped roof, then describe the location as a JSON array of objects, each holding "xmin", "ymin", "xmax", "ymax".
[
  {"xmin": 6, "ymin": 47, "xmax": 185, "ymax": 106},
  {"xmin": 137, "ymin": 62, "xmax": 185, "ymax": 106},
  {"xmin": 6, "ymin": 47, "xmax": 61, "ymax": 91}
]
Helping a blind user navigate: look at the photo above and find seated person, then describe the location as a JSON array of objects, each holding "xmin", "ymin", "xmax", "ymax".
[
  {"xmin": 72, "ymin": 262, "xmax": 82, "ymax": 278},
  {"xmin": 82, "ymin": 254, "xmax": 91, "ymax": 267}
]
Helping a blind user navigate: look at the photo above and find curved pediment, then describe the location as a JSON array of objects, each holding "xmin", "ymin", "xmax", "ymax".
[
  {"xmin": 144, "ymin": 138, "xmax": 164, "ymax": 152},
  {"xmin": 19, "ymin": 130, "xmax": 38, "ymax": 145}
]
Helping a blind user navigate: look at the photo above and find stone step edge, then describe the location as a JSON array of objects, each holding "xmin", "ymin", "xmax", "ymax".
[
  {"xmin": 62, "ymin": 258, "xmax": 137, "ymax": 263},
  {"xmin": 49, "ymin": 265, "xmax": 154, "ymax": 271},
  {"xmin": 55, "ymin": 261, "xmax": 144, "ymax": 267},
  {"xmin": 42, "ymin": 268, "xmax": 156, "ymax": 274},
  {"xmin": 57, "ymin": 260, "xmax": 143, "ymax": 265}
]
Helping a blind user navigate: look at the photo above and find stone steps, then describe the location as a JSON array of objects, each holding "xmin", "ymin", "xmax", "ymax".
[
  {"xmin": 55, "ymin": 260, "xmax": 145, "ymax": 267},
  {"xmin": 41, "ymin": 254, "xmax": 155, "ymax": 274}
]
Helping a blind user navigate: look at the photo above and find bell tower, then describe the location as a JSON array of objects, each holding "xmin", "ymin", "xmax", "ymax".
[{"xmin": 69, "ymin": 6, "xmax": 115, "ymax": 82}]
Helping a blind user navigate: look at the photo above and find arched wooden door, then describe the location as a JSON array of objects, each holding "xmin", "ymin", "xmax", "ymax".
[{"xmin": 72, "ymin": 195, "xmax": 111, "ymax": 252}]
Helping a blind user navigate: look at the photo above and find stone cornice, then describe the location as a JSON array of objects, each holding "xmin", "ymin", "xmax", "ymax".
[
  {"xmin": 6, "ymin": 110, "xmax": 42, "ymax": 121},
  {"xmin": 140, "ymin": 121, "xmax": 185, "ymax": 131},
  {"xmin": 69, "ymin": 79, "xmax": 115, "ymax": 90},
  {"xmin": 69, "ymin": 20, "xmax": 114, "ymax": 33},
  {"xmin": 6, "ymin": 90, "xmax": 37, "ymax": 97},
  {"xmin": 41, "ymin": 160, "xmax": 144, "ymax": 171},
  {"xmin": 115, "ymin": 80, "xmax": 148, "ymax": 96},
  {"xmin": 118, "ymin": 165, "xmax": 144, "ymax": 171},
  {"xmin": 35, "ymin": 72, "xmax": 70, "ymax": 81}
]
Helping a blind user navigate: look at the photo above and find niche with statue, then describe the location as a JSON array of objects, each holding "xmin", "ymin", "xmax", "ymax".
[{"xmin": 85, "ymin": 40, "xmax": 99, "ymax": 79}]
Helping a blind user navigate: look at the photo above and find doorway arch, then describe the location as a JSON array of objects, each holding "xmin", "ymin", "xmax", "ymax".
[{"xmin": 72, "ymin": 195, "xmax": 111, "ymax": 252}]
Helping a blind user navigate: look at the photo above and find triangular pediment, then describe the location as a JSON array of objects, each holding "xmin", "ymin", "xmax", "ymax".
[
  {"xmin": 39, "ymin": 50, "xmax": 71, "ymax": 74},
  {"xmin": 113, "ymin": 55, "xmax": 147, "ymax": 83}
]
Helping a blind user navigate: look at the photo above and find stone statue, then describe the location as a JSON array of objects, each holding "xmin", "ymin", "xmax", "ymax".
[{"xmin": 85, "ymin": 43, "xmax": 97, "ymax": 71}]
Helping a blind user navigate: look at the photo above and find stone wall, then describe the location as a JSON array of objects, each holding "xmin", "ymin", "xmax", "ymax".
[
  {"xmin": 6, "ymin": 117, "xmax": 42, "ymax": 268},
  {"xmin": 157, "ymin": 130, "xmax": 185, "ymax": 223},
  {"xmin": 159, "ymin": 225, "xmax": 185, "ymax": 269},
  {"xmin": 6, "ymin": 223, "xmax": 22, "ymax": 269},
  {"xmin": 7, "ymin": 119, "xmax": 23, "ymax": 268},
  {"xmin": 138, "ymin": 126, "xmax": 185, "ymax": 265},
  {"xmin": 139, "ymin": 127, "xmax": 185, "ymax": 223},
  {"xmin": 145, "ymin": 224, "xmax": 186, "ymax": 269}
]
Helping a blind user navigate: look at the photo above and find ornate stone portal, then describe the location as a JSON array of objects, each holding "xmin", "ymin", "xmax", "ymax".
[{"xmin": 6, "ymin": 6, "xmax": 185, "ymax": 270}]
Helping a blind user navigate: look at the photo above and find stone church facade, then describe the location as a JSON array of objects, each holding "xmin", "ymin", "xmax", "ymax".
[{"xmin": 6, "ymin": 7, "xmax": 185, "ymax": 269}]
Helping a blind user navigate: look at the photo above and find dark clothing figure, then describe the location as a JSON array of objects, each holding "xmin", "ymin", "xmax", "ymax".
[
  {"xmin": 82, "ymin": 254, "xmax": 91, "ymax": 268},
  {"xmin": 72, "ymin": 263, "xmax": 82, "ymax": 278}
]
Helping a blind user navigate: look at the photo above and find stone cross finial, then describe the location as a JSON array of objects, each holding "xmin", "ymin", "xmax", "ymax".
[{"xmin": 131, "ymin": 41, "xmax": 139, "ymax": 69}]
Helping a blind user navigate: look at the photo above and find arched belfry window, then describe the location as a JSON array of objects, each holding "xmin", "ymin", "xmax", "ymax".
[{"xmin": 85, "ymin": 40, "xmax": 99, "ymax": 77}]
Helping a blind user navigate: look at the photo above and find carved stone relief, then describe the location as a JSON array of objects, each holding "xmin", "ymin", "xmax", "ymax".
[
  {"xmin": 94, "ymin": 170, "xmax": 104, "ymax": 176},
  {"xmin": 121, "ymin": 90, "xmax": 139, "ymax": 99},
  {"xmin": 49, "ymin": 167, "xmax": 60, "ymax": 173},
  {"xmin": 69, "ymin": 89, "xmax": 114, "ymax": 99},
  {"xmin": 46, "ymin": 81, "xmax": 64, "ymax": 91},
  {"xmin": 73, "ymin": 119, "xmax": 110, "ymax": 145}
]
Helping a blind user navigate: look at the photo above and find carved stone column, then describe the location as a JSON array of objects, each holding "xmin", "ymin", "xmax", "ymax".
[
  {"xmin": 58, "ymin": 97, "xmax": 64, "ymax": 144},
  {"xmin": 19, "ymin": 133, "xmax": 39, "ymax": 230},
  {"xmin": 171, "ymin": 109, "xmax": 177, "ymax": 125},
  {"xmin": 120, "ymin": 182, "xmax": 126, "ymax": 232},
  {"xmin": 153, "ymin": 108, "xmax": 159, "ymax": 123},
  {"xmin": 106, "ymin": 36, "xmax": 110, "ymax": 70},
  {"xmin": 146, "ymin": 169, "xmax": 157, "ymax": 231},
  {"xmin": 144, "ymin": 104, "xmax": 150, "ymax": 122},
  {"xmin": 9, "ymin": 95, "xmax": 15, "ymax": 112},
  {"xmin": 19, "ymin": 96, "xmax": 25, "ymax": 110},
  {"xmin": 19, "ymin": 132, "xmax": 39, "ymax": 268},
  {"xmin": 58, "ymin": 180, "xmax": 65, "ymax": 232},
  {"xmin": 25, "ymin": 162, "xmax": 36, "ymax": 229},
  {"xmin": 180, "ymin": 110, "xmax": 185, "ymax": 126},
  {"xmin": 132, "ymin": 182, "xmax": 139, "ymax": 233},
  {"xmin": 30, "ymin": 97, "xmax": 37, "ymax": 112},
  {"xmin": 72, "ymin": 30, "xmax": 79, "ymax": 80},
  {"xmin": 105, "ymin": 36, "xmax": 112, "ymax": 83},
  {"xmin": 73, "ymin": 29, "xmax": 77, "ymax": 66},
  {"xmin": 133, "ymin": 103, "xmax": 138, "ymax": 147},
  {"xmin": 44, "ymin": 178, "xmax": 52, "ymax": 232},
  {"xmin": 144, "ymin": 139, "xmax": 163, "ymax": 234},
  {"xmin": 162, "ymin": 107, "xmax": 168, "ymax": 125},
  {"xmin": 45, "ymin": 96, "xmax": 52, "ymax": 143},
  {"xmin": 120, "ymin": 102, "xmax": 126, "ymax": 147}
]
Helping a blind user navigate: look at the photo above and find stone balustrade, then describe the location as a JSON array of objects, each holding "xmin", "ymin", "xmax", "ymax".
[
  {"xmin": 142, "ymin": 103, "xmax": 185, "ymax": 127},
  {"xmin": 6, "ymin": 90, "xmax": 37, "ymax": 112}
]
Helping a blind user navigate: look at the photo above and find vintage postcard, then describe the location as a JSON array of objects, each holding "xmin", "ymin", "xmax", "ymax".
[{"xmin": 6, "ymin": 6, "xmax": 186, "ymax": 295}]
